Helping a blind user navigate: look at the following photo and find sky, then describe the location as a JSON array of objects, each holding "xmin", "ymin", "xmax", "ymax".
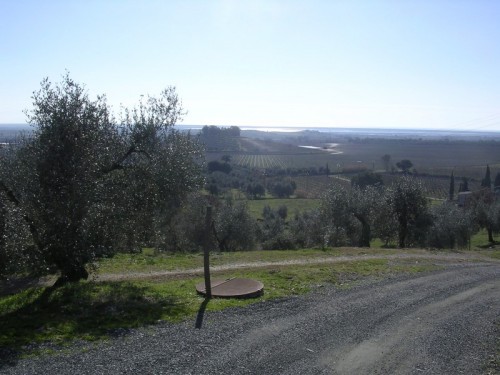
[{"xmin": 1, "ymin": 0, "xmax": 500, "ymax": 131}]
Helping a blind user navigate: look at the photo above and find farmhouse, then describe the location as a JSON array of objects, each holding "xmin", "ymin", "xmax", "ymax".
[
  {"xmin": 457, "ymin": 191, "xmax": 472, "ymax": 208},
  {"xmin": 457, "ymin": 187, "xmax": 496, "ymax": 209}
]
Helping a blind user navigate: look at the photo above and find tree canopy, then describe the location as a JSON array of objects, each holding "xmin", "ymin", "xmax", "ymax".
[
  {"xmin": 396, "ymin": 159, "xmax": 413, "ymax": 174},
  {"xmin": 388, "ymin": 176, "xmax": 430, "ymax": 248},
  {"xmin": 0, "ymin": 74, "xmax": 204, "ymax": 284},
  {"xmin": 351, "ymin": 171, "xmax": 383, "ymax": 189}
]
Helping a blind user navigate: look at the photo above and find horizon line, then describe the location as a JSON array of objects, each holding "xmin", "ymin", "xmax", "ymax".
[{"xmin": 1, "ymin": 123, "xmax": 500, "ymax": 134}]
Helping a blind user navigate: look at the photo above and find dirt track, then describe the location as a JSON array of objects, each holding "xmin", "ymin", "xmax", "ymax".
[
  {"xmin": 96, "ymin": 252, "xmax": 493, "ymax": 282},
  {"xmin": 3, "ymin": 262, "xmax": 499, "ymax": 374}
]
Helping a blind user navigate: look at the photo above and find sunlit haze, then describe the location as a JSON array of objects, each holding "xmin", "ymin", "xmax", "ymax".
[{"xmin": 1, "ymin": 0, "xmax": 499, "ymax": 131}]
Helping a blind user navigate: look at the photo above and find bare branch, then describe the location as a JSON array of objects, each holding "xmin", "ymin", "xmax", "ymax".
[
  {"xmin": 102, "ymin": 145, "xmax": 152, "ymax": 174},
  {"xmin": 0, "ymin": 181, "xmax": 44, "ymax": 250}
]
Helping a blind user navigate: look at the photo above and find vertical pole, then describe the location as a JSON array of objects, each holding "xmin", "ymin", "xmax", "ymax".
[
  {"xmin": 203, "ymin": 206, "xmax": 212, "ymax": 298},
  {"xmin": 468, "ymin": 230, "xmax": 471, "ymax": 251}
]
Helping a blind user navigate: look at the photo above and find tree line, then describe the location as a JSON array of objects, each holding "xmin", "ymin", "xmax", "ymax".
[{"xmin": 162, "ymin": 173, "xmax": 498, "ymax": 253}]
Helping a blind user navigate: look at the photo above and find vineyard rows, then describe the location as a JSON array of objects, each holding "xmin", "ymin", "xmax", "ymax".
[
  {"xmin": 213, "ymin": 151, "xmax": 486, "ymax": 200},
  {"xmin": 294, "ymin": 175, "xmax": 350, "ymax": 198},
  {"xmin": 233, "ymin": 153, "xmax": 338, "ymax": 169},
  {"xmin": 234, "ymin": 154, "xmax": 288, "ymax": 169}
]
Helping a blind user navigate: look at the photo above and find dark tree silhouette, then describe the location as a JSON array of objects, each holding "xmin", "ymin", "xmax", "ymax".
[
  {"xmin": 481, "ymin": 164, "xmax": 492, "ymax": 188},
  {"xmin": 382, "ymin": 154, "xmax": 391, "ymax": 172},
  {"xmin": 449, "ymin": 171, "xmax": 455, "ymax": 201},
  {"xmin": 495, "ymin": 172, "xmax": 500, "ymax": 188},
  {"xmin": 396, "ymin": 159, "xmax": 413, "ymax": 174}
]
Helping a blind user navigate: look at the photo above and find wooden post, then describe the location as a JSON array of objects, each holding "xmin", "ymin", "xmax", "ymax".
[{"xmin": 203, "ymin": 206, "xmax": 212, "ymax": 298}]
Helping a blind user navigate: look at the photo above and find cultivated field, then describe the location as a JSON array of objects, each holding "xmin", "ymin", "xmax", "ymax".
[
  {"xmin": 208, "ymin": 136, "xmax": 500, "ymax": 178},
  {"xmin": 293, "ymin": 175, "xmax": 350, "ymax": 198},
  {"xmin": 206, "ymin": 134, "xmax": 500, "ymax": 202}
]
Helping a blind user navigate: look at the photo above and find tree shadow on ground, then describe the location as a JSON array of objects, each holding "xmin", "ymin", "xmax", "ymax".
[
  {"xmin": 477, "ymin": 241, "xmax": 500, "ymax": 249},
  {"xmin": 0, "ymin": 281, "xmax": 189, "ymax": 370},
  {"xmin": 195, "ymin": 297, "xmax": 211, "ymax": 329},
  {"xmin": 0, "ymin": 275, "xmax": 53, "ymax": 297}
]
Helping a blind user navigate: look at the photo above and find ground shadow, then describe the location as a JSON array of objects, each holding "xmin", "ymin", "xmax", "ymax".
[
  {"xmin": 195, "ymin": 297, "xmax": 211, "ymax": 329},
  {"xmin": 0, "ymin": 281, "xmax": 188, "ymax": 370},
  {"xmin": 477, "ymin": 241, "xmax": 500, "ymax": 249},
  {"xmin": 0, "ymin": 275, "xmax": 52, "ymax": 297}
]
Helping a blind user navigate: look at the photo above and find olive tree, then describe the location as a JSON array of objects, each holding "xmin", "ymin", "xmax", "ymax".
[
  {"xmin": 213, "ymin": 200, "xmax": 257, "ymax": 251},
  {"xmin": 167, "ymin": 195, "xmax": 257, "ymax": 253},
  {"xmin": 320, "ymin": 186, "xmax": 358, "ymax": 247},
  {"xmin": 321, "ymin": 185, "xmax": 381, "ymax": 248},
  {"xmin": 0, "ymin": 74, "xmax": 203, "ymax": 285},
  {"xmin": 427, "ymin": 202, "xmax": 475, "ymax": 249},
  {"xmin": 0, "ymin": 183, "xmax": 39, "ymax": 277},
  {"xmin": 289, "ymin": 209, "xmax": 323, "ymax": 248},
  {"xmin": 348, "ymin": 186, "xmax": 383, "ymax": 247},
  {"xmin": 388, "ymin": 176, "xmax": 430, "ymax": 248},
  {"xmin": 259, "ymin": 205, "xmax": 291, "ymax": 250},
  {"xmin": 372, "ymin": 197, "xmax": 398, "ymax": 247},
  {"xmin": 469, "ymin": 189, "xmax": 499, "ymax": 243}
]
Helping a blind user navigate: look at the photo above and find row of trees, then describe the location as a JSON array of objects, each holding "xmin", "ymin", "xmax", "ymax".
[
  {"xmin": 200, "ymin": 125, "xmax": 241, "ymax": 152},
  {"xmin": 205, "ymin": 157, "xmax": 298, "ymax": 199},
  {"xmin": 168, "ymin": 175, "xmax": 497, "ymax": 253},
  {"xmin": 322, "ymin": 177, "xmax": 430, "ymax": 248}
]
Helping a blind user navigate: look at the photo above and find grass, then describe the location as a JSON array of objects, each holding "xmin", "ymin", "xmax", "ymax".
[
  {"xmin": 471, "ymin": 229, "xmax": 492, "ymax": 248},
  {"xmin": 469, "ymin": 228, "xmax": 500, "ymax": 249},
  {"xmin": 1, "ymin": 251, "xmax": 441, "ymax": 355},
  {"xmin": 97, "ymin": 251, "xmax": 205, "ymax": 274},
  {"xmin": 0, "ymin": 281, "xmax": 194, "ymax": 350},
  {"xmin": 486, "ymin": 250, "xmax": 500, "ymax": 260},
  {"xmin": 469, "ymin": 229, "xmax": 500, "ymax": 260},
  {"xmin": 207, "ymin": 247, "xmax": 410, "ymax": 266},
  {"xmin": 96, "ymin": 247, "xmax": 407, "ymax": 274}
]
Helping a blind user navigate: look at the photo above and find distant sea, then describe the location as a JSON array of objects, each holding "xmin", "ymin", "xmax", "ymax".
[
  {"xmin": 172, "ymin": 124, "xmax": 500, "ymax": 140},
  {"xmin": 1, "ymin": 123, "xmax": 500, "ymax": 140}
]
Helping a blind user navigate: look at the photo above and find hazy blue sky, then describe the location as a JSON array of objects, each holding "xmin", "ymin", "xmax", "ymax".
[{"xmin": 1, "ymin": 0, "xmax": 499, "ymax": 130}]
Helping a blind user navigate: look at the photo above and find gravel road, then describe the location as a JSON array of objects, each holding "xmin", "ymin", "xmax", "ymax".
[{"xmin": 2, "ymin": 263, "xmax": 499, "ymax": 375}]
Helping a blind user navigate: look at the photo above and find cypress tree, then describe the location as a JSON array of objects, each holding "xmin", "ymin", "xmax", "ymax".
[
  {"xmin": 494, "ymin": 172, "xmax": 500, "ymax": 188},
  {"xmin": 458, "ymin": 177, "xmax": 469, "ymax": 193},
  {"xmin": 449, "ymin": 171, "xmax": 455, "ymax": 201},
  {"xmin": 481, "ymin": 165, "xmax": 492, "ymax": 189}
]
